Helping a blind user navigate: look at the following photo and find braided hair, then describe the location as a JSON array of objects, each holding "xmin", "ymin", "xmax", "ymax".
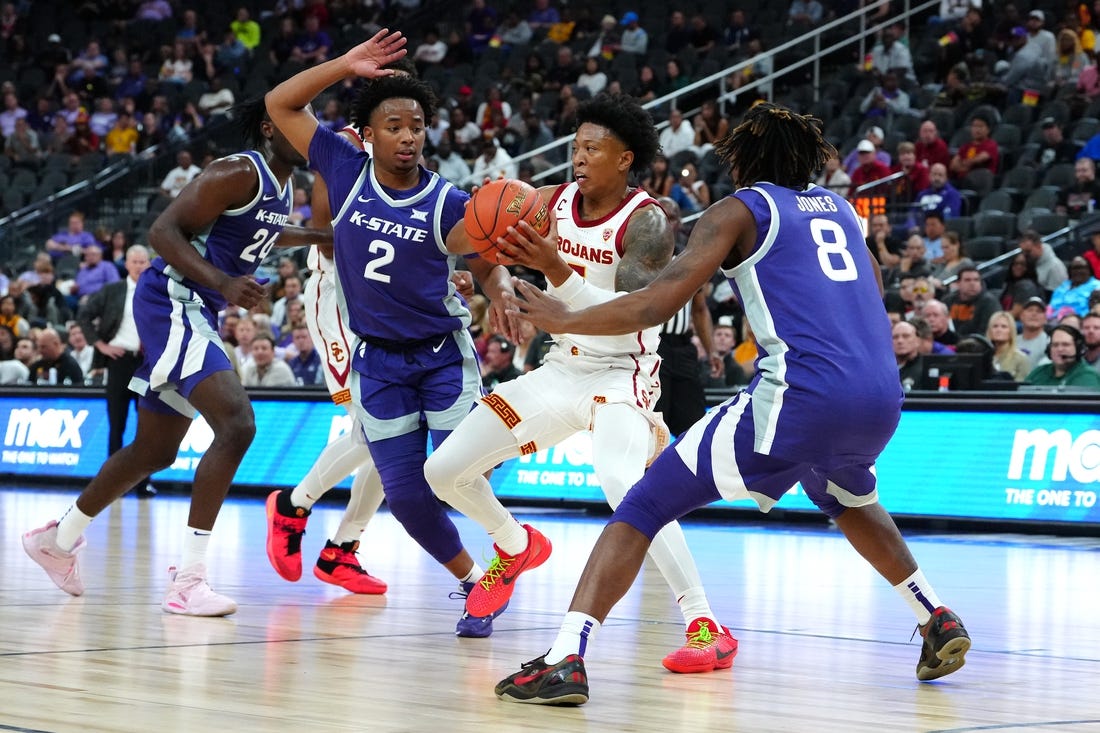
[
  {"xmin": 231, "ymin": 96, "xmax": 270, "ymax": 150},
  {"xmin": 715, "ymin": 102, "xmax": 835, "ymax": 189}
]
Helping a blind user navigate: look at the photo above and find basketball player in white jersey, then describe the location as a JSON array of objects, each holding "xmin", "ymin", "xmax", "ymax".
[{"xmin": 426, "ymin": 93, "xmax": 736, "ymax": 673}]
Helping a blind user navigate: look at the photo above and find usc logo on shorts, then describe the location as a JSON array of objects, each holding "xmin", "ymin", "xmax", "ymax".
[{"xmin": 329, "ymin": 342, "xmax": 346, "ymax": 363}]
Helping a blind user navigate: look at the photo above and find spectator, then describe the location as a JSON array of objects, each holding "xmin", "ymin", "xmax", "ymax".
[
  {"xmin": 67, "ymin": 40, "xmax": 109, "ymax": 94},
  {"xmin": 474, "ymin": 86, "xmax": 512, "ymax": 131},
  {"xmin": 466, "ymin": 138, "xmax": 516, "ymax": 187},
  {"xmin": 0, "ymin": 89, "xmax": 26, "ymax": 138},
  {"xmin": 688, "ymin": 13, "xmax": 719, "ymax": 56},
  {"xmin": 999, "ymin": 26, "xmax": 1049, "ymax": 105},
  {"xmin": 887, "ymin": 234, "xmax": 933, "ymax": 282},
  {"xmin": 480, "ymin": 334, "xmax": 522, "ymax": 391},
  {"xmin": 722, "ymin": 9, "xmax": 754, "ymax": 58},
  {"xmin": 291, "ymin": 15, "xmax": 332, "ymax": 66},
  {"xmin": 26, "ymin": 96, "xmax": 55, "ymax": 137},
  {"xmin": 921, "ymin": 298, "xmax": 957, "ymax": 348},
  {"xmin": 197, "ymin": 76, "xmax": 235, "ymax": 119},
  {"xmin": 860, "ymin": 71, "xmax": 912, "ymax": 122},
  {"xmin": 103, "ymin": 110, "xmax": 138, "ymax": 157},
  {"xmin": 1017, "ymin": 296, "xmax": 1051, "ymax": 369},
  {"xmin": 945, "ymin": 266, "xmax": 998, "ymax": 335},
  {"xmin": 26, "ymin": 263, "xmax": 71, "ymax": 327},
  {"xmin": 999, "ymin": 252, "xmax": 1044, "ymax": 318},
  {"xmin": 45, "ymin": 211, "xmax": 97, "ymax": 262},
  {"xmin": 466, "ymin": 0, "xmax": 499, "ymax": 56},
  {"xmin": 728, "ymin": 38, "xmax": 772, "ymax": 107},
  {"xmin": 1081, "ymin": 312, "xmax": 1100, "ymax": 372},
  {"xmin": 1033, "ymin": 117, "xmax": 1081, "ymax": 177},
  {"xmin": 867, "ymin": 212, "xmax": 903, "ymax": 269},
  {"xmin": 269, "ymin": 16, "xmax": 298, "ymax": 67},
  {"xmin": 230, "ymin": 6, "xmax": 261, "ymax": 52},
  {"xmin": 1025, "ymin": 9, "xmax": 1056, "ymax": 66},
  {"xmin": 691, "ymin": 99, "xmax": 728, "ymax": 158},
  {"xmin": 1048, "ymin": 256, "xmax": 1100, "ymax": 318},
  {"xmin": 915, "ymin": 120, "xmax": 951, "ymax": 171},
  {"xmin": 30, "ymin": 327, "xmax": 84, "ymax": 385},
  {"xmin": 922, "ymin": 211, "xmax": 947, "ymax": 262},
  {"xmin": 893, "ymin": 319, "xmax": 924, "ymax": 390},
  {"xmin": 913, "ymin": 162, "xmax": 963, "ymax": 224},
  {"xmin": 0, "ymin": 294, "xmax": 29, "ymax": 336},
  {"xmin": 707, "ymin": 315, "xmax": 746, "ymax": 387},
  {"xmin": 499, "ymin": 11, "xmax": 534, "ymax": 50},
  {"xmin": 544, "ymin": 45, "xmax": 579, "ymax": 94},
  {"xmin": 241, "ymin": 333, "xmax": 296, "ymax": 387},
  {"xmin": 159, "ymin": 150, "xmax": 202, "ymax": 200},
  {"xmin": 70, "ymin": 243, "xmax": 121, "ymax": 306},
  {"xmin": 950, "ymin": 113, "xmax": 999, "ymax": 180},
  {"xmin": 664, "ymin": 10, "xmax": 690, "ymax": 54},
  {"xmin": 642, "ymin": 153, "xmax": 674, "ymax": 198},
  {"xmin": 658, "ymin": 107, "xmax": 695, "ymax": 160},
  {"xmin": 114, "ymin": 57, "xmax": 149, "ymax": 108},
  {"xmin": 661, "ymin": 57, "xmax": 692, "ymax": 98},
  {"xmin": 64, "ymin": 112, "xmax": 99, "ymax": 157},
  {"xmin": 929, "ymin": 230, "xmax": 974, "ymax": 287},
  {"xmin": 213, "ymin": 29, "xmax": 249, "ymax": 76},
  {"xmin": 816, "ymin": 153, "xmax": 852, "ymax": 197},
  {"xmin": 158, "ymin": 40, "xmax": 194, "ymax": 88},
  {"xmin": 632, "ymin": 63, "xmax": 660, "ymax": 102},
  {"xmin": 986, "ymin": 310, "xmax": 1032, "ymax": 381},
  {"xmin": 285, "ymin": 324, "xmax": 323, "ymax": 386},
  {"xmin": 1053, "ymin": 28, "xmax": 1090, "ymax": 91},
  {"xmin": 175, "ymin": 8, "xmax": 206, "ymax": 51},
  {"xmin": 66, "ymin": 321, "xmax": 94, "ymax": 378},
  {"xmin": 4, "ymin": 116, "xmax": 41, "ymax": 169},
  {"xmin": 850, "ymin": 138, "xmax": 893, "ymax": 190},
  {"xmin": 1025, "ymin": 324, "xmax": 1100, "ymax": 388},
  {"xmin": 412, "ymin": 26, "xmax": 448, "ymax": 73},
  {"xmin": 13, "ymin": 335, "xmax": 36, "ymax": 371},
  {"xmin": 670, "ymin": 161, "xmax": 710, "ymax": 214},
  {"xmin": 1057, "ymin": 157, "xmax": 1100, "ymax": 218},
  {"xmin": 526, "ymin": 0, "xmax": 561, "ymax": 39},
  {"xmin": 1018, "ymin": 229, "xmax": 1069, "ymax": 293},
  {"xmin": 842, "ymin": 125, "xmax": 889, "ymax": 175},
  {"xmin": 271, "ymin": 274, "xmax": 303, "ymax": 331},
  {"xmin": 431, "ymin": 136, "xmax": 472, "ymax": 185},
  {"xmin": 619, "ymin": 11, "xmax": 648, "ymax": 56},
  {"xmin": 576, "ymin": 57, "xmax": 608, "ymax": 97},
  {"xmin": 870, "ymin": 22, "xmax": 916, "ymax": 83},
  {"xmin": 447, "ymin": 106, "xmax": 481, "ymax": 159},
  {"xmin": 891, "ymin": 141, "xmax": 930, "ymax": 204}
]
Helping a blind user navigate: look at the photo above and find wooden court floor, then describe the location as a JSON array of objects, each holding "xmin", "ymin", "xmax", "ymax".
[{"xmin": 2, "ymin": 487, "xmax": 1099, "ymax": 733}]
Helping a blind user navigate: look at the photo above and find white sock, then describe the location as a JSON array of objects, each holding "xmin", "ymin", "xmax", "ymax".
[
  {"xmin": 489, "ymin": 519, "xmax": 529, "ymax": 557},
  {"xmin": 460, "ymin": 563, "xmax": 484, "ymax": 585},
  {"xmin": 545, "ymin": 612, "xmax": 601, "ymax": 664},
  {"xmin": 55, "ymin": 503, "xmax": 94, "ymax": 552},
  {"xmin": 290, "ymin": 432, "xmax": 372, "ymax": 510},
  {"xmin": 893, "ymin": 569, "xmax": 943, "ymax": 626},
  {"xmin": 181, "ymin": 527, "xmax": 211, "ymax": 571},
  {"xmin": 677, "ymin": 586, "xmax": 719, "ymax": 630}
]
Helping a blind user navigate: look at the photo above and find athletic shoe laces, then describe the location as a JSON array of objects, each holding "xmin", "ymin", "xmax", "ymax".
[
  {"xmin": 478, "ymin": 553, "xmax": 515, "ymax": 591},
  {"xmin": 686, "ymin": 621, "xmax": 716, "ymax": 649}
]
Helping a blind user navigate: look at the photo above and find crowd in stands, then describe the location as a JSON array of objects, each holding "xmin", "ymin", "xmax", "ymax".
[{"xmin": 3, "ymin": 0, "xmax": 1100, "ymax": 392}]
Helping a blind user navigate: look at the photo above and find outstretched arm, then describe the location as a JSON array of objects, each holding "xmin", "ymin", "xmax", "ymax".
[
  {"xmin": 266, "ymin": 29, "xmax": 406, "ymax": 159},
  {"xmin": 508, "ymin": 197, "xmax": 751, "ymax": 335}
]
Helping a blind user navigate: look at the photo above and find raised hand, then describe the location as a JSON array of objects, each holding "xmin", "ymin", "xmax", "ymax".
[{"xmin": 345, "ymin": 29, "xmax": 407, "ymax": 79}]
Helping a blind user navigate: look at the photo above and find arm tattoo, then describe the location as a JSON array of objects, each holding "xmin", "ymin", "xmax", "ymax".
[{"xmin": 615, "ymin": 204, "xmax": 674, "ymax": 292}]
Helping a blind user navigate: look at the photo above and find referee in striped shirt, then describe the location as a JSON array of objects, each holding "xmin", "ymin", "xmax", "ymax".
[{"xmin": 655, "ymin": 197, "xmax": 723, "ymax": 435}]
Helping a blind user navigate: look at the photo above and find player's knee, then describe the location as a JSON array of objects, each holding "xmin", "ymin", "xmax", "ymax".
[
  {"xmin": 210, "ymin": 411, "xmax": 256, "ymax": 457},
  {"xmin": 423, "ymin": 450, "xmax": 470, "ymax": 502}
]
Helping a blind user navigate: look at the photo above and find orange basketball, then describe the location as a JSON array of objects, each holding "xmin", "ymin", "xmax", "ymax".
[{"xmin": 463, "ymin": 179, "xmax": 550, "ymax": 264}]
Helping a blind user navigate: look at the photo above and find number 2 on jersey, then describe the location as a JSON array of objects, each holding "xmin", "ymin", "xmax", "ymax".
[
  {"xmin": 363, "ymin": 239, "xmax": 395, "ymax": 283},
  {"xmin": 810, "ymin": 218, "xmax": 857, "ymax": 282}
]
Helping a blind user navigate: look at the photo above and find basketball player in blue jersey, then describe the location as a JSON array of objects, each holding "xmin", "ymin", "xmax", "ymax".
[
  {"xmin": 494, "ymin": 103, "xmax": 971, "ymax": 704},
  {"xmin": 426, "ymin": 93, "xmax": 735, "ymax": 674},
  {"xmin": 22, "ymin": 97, "xmax": 328, "ymax": 616},
  {"xmin": 266, "ymin": 31, "xmax": 539, "ymax": 636}
]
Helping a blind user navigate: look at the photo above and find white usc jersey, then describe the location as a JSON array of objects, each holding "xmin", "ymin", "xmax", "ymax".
[{"xmin": 546, "ymin": 183, "xmax": 663, "ymax": 357}]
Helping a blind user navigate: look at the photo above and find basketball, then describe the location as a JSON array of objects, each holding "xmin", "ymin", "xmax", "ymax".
[{"xmin": 463, "ymin": 179, "xmax": 550, "ymax": 264}]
